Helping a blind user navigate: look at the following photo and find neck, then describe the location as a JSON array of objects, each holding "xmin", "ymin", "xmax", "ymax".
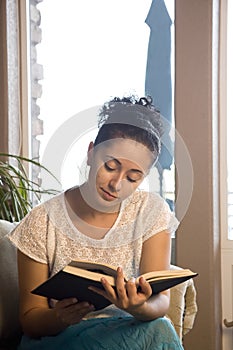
[{"xmin": 65, "ymin": 185, "xmax": 121, "ymax": 232}]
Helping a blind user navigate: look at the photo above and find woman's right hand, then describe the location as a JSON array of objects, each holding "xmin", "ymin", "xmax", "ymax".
[{"xmin": 54, "ymin": 298, "xmax": 95, "ymax": 326}]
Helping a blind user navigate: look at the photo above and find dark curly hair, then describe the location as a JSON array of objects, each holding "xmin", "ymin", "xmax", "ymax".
[{"xmin": 94, "ymin": 95, "xmax": 164, "ymax": 164}]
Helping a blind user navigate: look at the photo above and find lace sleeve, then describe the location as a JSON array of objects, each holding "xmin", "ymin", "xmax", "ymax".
[
  {"xmin": 142, "ymin": 193, "xmax": 179, "ymax": 242},
  {"xmin": 7, "ymin": 204, "xmax": 49, "ymax": 264}
]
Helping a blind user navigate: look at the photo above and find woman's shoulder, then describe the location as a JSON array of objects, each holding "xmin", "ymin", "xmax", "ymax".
[
  {"xmin": 129, "ymin": 190, "xmax": 179, "ymax": 238},
  {"xmin": 130, "ymin": 189, "xmax": 167, "ymax": 207},
  {"xmin": 121, "ymin": 190, "xmax": 171, "ymax": 223},
  {"xmin": 11, "ymin": 191, "xmax": 65, "ymax": 228},
  {"xmin": 32, "ymin": 190, "xmax": 64, "ymax": 213}
]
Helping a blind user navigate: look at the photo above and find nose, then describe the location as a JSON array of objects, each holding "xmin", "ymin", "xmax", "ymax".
[{"xmin": 108, "ymin": 173, "xmax": 124, "ymax": 192}]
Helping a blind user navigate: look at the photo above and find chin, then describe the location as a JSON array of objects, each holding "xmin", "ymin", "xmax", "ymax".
[
  {"xmin": 85, "ymin": 192, "xmax": 119, "ymax": 212},
  {"xmin": 98, "ymin": 196, "xmax": 122, "ymax": 213}
]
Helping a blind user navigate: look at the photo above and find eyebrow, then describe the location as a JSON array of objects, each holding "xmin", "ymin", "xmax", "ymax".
[{"xmin": 105, "ymin": 156, "xmax": 145, "ymax": 175}]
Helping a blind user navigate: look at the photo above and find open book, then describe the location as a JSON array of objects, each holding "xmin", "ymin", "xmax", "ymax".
[{"xmin": 31, "ymin": 260, "xmax": 198, "ymax": 311}]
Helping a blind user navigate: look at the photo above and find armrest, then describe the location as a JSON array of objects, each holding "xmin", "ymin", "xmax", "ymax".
[
  {"xmin": 166, "ymin": 265, "xmax": 198, "ymax": 340},
  {"xmin": 0, "ymin": 220, "xmax": 21, "ymax": 341}
]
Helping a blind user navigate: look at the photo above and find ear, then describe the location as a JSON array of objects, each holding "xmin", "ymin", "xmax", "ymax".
[{"xmin": 87, "ymin": 141, "xmax": 94, "ymax": 166}]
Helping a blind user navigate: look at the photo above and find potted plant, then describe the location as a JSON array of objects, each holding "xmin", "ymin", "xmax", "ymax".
[{"xmin": 0, "ymin": 153, "xmax": 59, "ymax": 222}]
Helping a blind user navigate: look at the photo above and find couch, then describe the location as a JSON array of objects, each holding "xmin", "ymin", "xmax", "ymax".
[{"xmin": 0, "ymin": 219, "xmax": 198, "ymax": 349}]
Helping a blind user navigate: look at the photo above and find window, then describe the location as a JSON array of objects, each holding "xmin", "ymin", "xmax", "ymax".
[{"xmin": 35, "ymin": 0, "xmax": 175, "ymax": 209}]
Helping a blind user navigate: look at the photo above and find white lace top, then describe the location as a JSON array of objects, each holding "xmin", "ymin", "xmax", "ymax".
[{"xmin": 8, "ymin": 189, "xmax": 179, "ymax": 318}]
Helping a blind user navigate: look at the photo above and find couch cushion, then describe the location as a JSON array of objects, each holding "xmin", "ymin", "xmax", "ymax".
[{"xmin": 0, "ymin": 220, "xmax": 21, "ymax": 340}]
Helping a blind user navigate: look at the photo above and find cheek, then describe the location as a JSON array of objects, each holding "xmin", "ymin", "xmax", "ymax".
[
  {"xmin": 124, "ymin": 178, "xmax": 144, "ymax": 196},
  {"xmin": 130, "ymin": 182, "xmax": 140, "ymax": 193},
  {"xmin": 94, "ymin": 166, "xmax": 109, "ymax": 183},
  {"xmin": 120, "ymin": 180, "xmax": 139, "ymax": 196}
]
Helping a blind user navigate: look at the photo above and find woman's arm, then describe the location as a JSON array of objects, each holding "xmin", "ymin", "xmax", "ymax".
[
  {"xmin": 17, "ymin": 251, "xmax": 94, "ymax": 338},
  {"xmin": 127, "ymin": 229, "xmax": 172, "ymax": 320},
  {"xmin": 90, "ymin": 230, "xmax": 172, "ymax": 321}
]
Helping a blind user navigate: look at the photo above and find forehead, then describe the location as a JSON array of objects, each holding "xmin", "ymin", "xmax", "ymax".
[{"xmin": 95, "ymin": 138, "xmax": 154, "ymax": 170}]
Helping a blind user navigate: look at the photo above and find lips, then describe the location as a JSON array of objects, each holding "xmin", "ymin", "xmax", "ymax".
[{"xmin": 100, "ymin": 187, "xmax": 118, "ymax": 200}]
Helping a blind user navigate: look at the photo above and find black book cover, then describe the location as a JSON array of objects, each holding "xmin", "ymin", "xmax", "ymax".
[
  {"xmin": 32, "ymin": 270, "xmax": 197, "ymax": 311},
  {"xmin": 32, "ymin": 271, "xmax": 111, "ymax": 310}
]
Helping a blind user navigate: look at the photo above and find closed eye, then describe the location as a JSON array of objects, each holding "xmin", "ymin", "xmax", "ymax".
[
  {"xmin": 105, "ymin": 163, "xmax": 140, "ymax": 183},
  {"xmin": 104, "ymin": 162, "xmax": 116, "ymax": 171},
  {"xmin": 127, "ymin": 177, "xmax": 138, "ymax": 183},
  {"xmin": 127, "ymin": 176, "xmax": 142, "ymax": 183}
]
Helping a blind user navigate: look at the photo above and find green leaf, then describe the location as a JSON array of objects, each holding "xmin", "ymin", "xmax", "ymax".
[{"xmin": 0, "ymin": 153, "xmax": 60, "ymax": 221}]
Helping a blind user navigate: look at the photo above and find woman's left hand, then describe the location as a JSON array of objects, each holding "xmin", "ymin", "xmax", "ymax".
[{"xmin": 88, "ymin": 267, "xmax": 152, "ymax": 312}]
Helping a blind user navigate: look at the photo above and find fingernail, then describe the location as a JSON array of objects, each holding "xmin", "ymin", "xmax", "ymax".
[
  {"xmin": 129, "ymin": 277, "xmax": 136, "ymax": 283},
  {"xmin": 101, "ymin": 277, "xmax": 107, "ymax": 284}
]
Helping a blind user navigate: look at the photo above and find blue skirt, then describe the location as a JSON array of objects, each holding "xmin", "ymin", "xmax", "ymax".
[{"xmin": 18, "ymin": 316, "xmax": 184, "ymax": 350}]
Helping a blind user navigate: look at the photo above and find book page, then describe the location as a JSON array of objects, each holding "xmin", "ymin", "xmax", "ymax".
[
  {"xmin": 141, "ymin": 269, "xmax": 197, "ymax": 281},
  {"xmin": 64, "ymin": 264, "xmax": 116, "ymax": 286},
  {"xmin": 69, "ymin": 260, "xmax": 118, "ymax": 277}
]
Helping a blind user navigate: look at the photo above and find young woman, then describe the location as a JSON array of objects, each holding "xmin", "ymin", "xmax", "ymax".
[{"xmin": 9, "ymin": 96, "xmax": 183, "ymax": 349}]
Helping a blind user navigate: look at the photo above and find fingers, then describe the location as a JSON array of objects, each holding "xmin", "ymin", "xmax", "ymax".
[
  {"xmin": 115, "ymin": 267, "xmax": 127, "ymax": 300},
  {"xmin": 137, "ymin": 276, "xmax": 152, "ymax": 298},
  {"xmin": 125, "ymin": 277, "xmax": 137, "ymax": 299},
  {"xmin": 55, "ymin": 298, "xmax": 95, "ymax": 326},
  {"xmin": 90, "ymin": 268, "xmax": 152, "ymax": 312},
  {"xmin": 56, "ymin": 297, "xmax": 78, "ymax": 309},
  {"xmin": 89, "ymin": 267, "xmax": 127, "ymax": 307},
  {"xmin": 101, "ymin": 267, "xmax": 151, "ymax": 310},
  {"xmin": 116, "ymin": 270, "xmax": 152, "ymax": 310}
]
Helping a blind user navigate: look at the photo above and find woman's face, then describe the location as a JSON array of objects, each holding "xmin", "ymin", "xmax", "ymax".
[{"xmin": 84, "ymin": 138, "xmax": 154, "ymax": 212}]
